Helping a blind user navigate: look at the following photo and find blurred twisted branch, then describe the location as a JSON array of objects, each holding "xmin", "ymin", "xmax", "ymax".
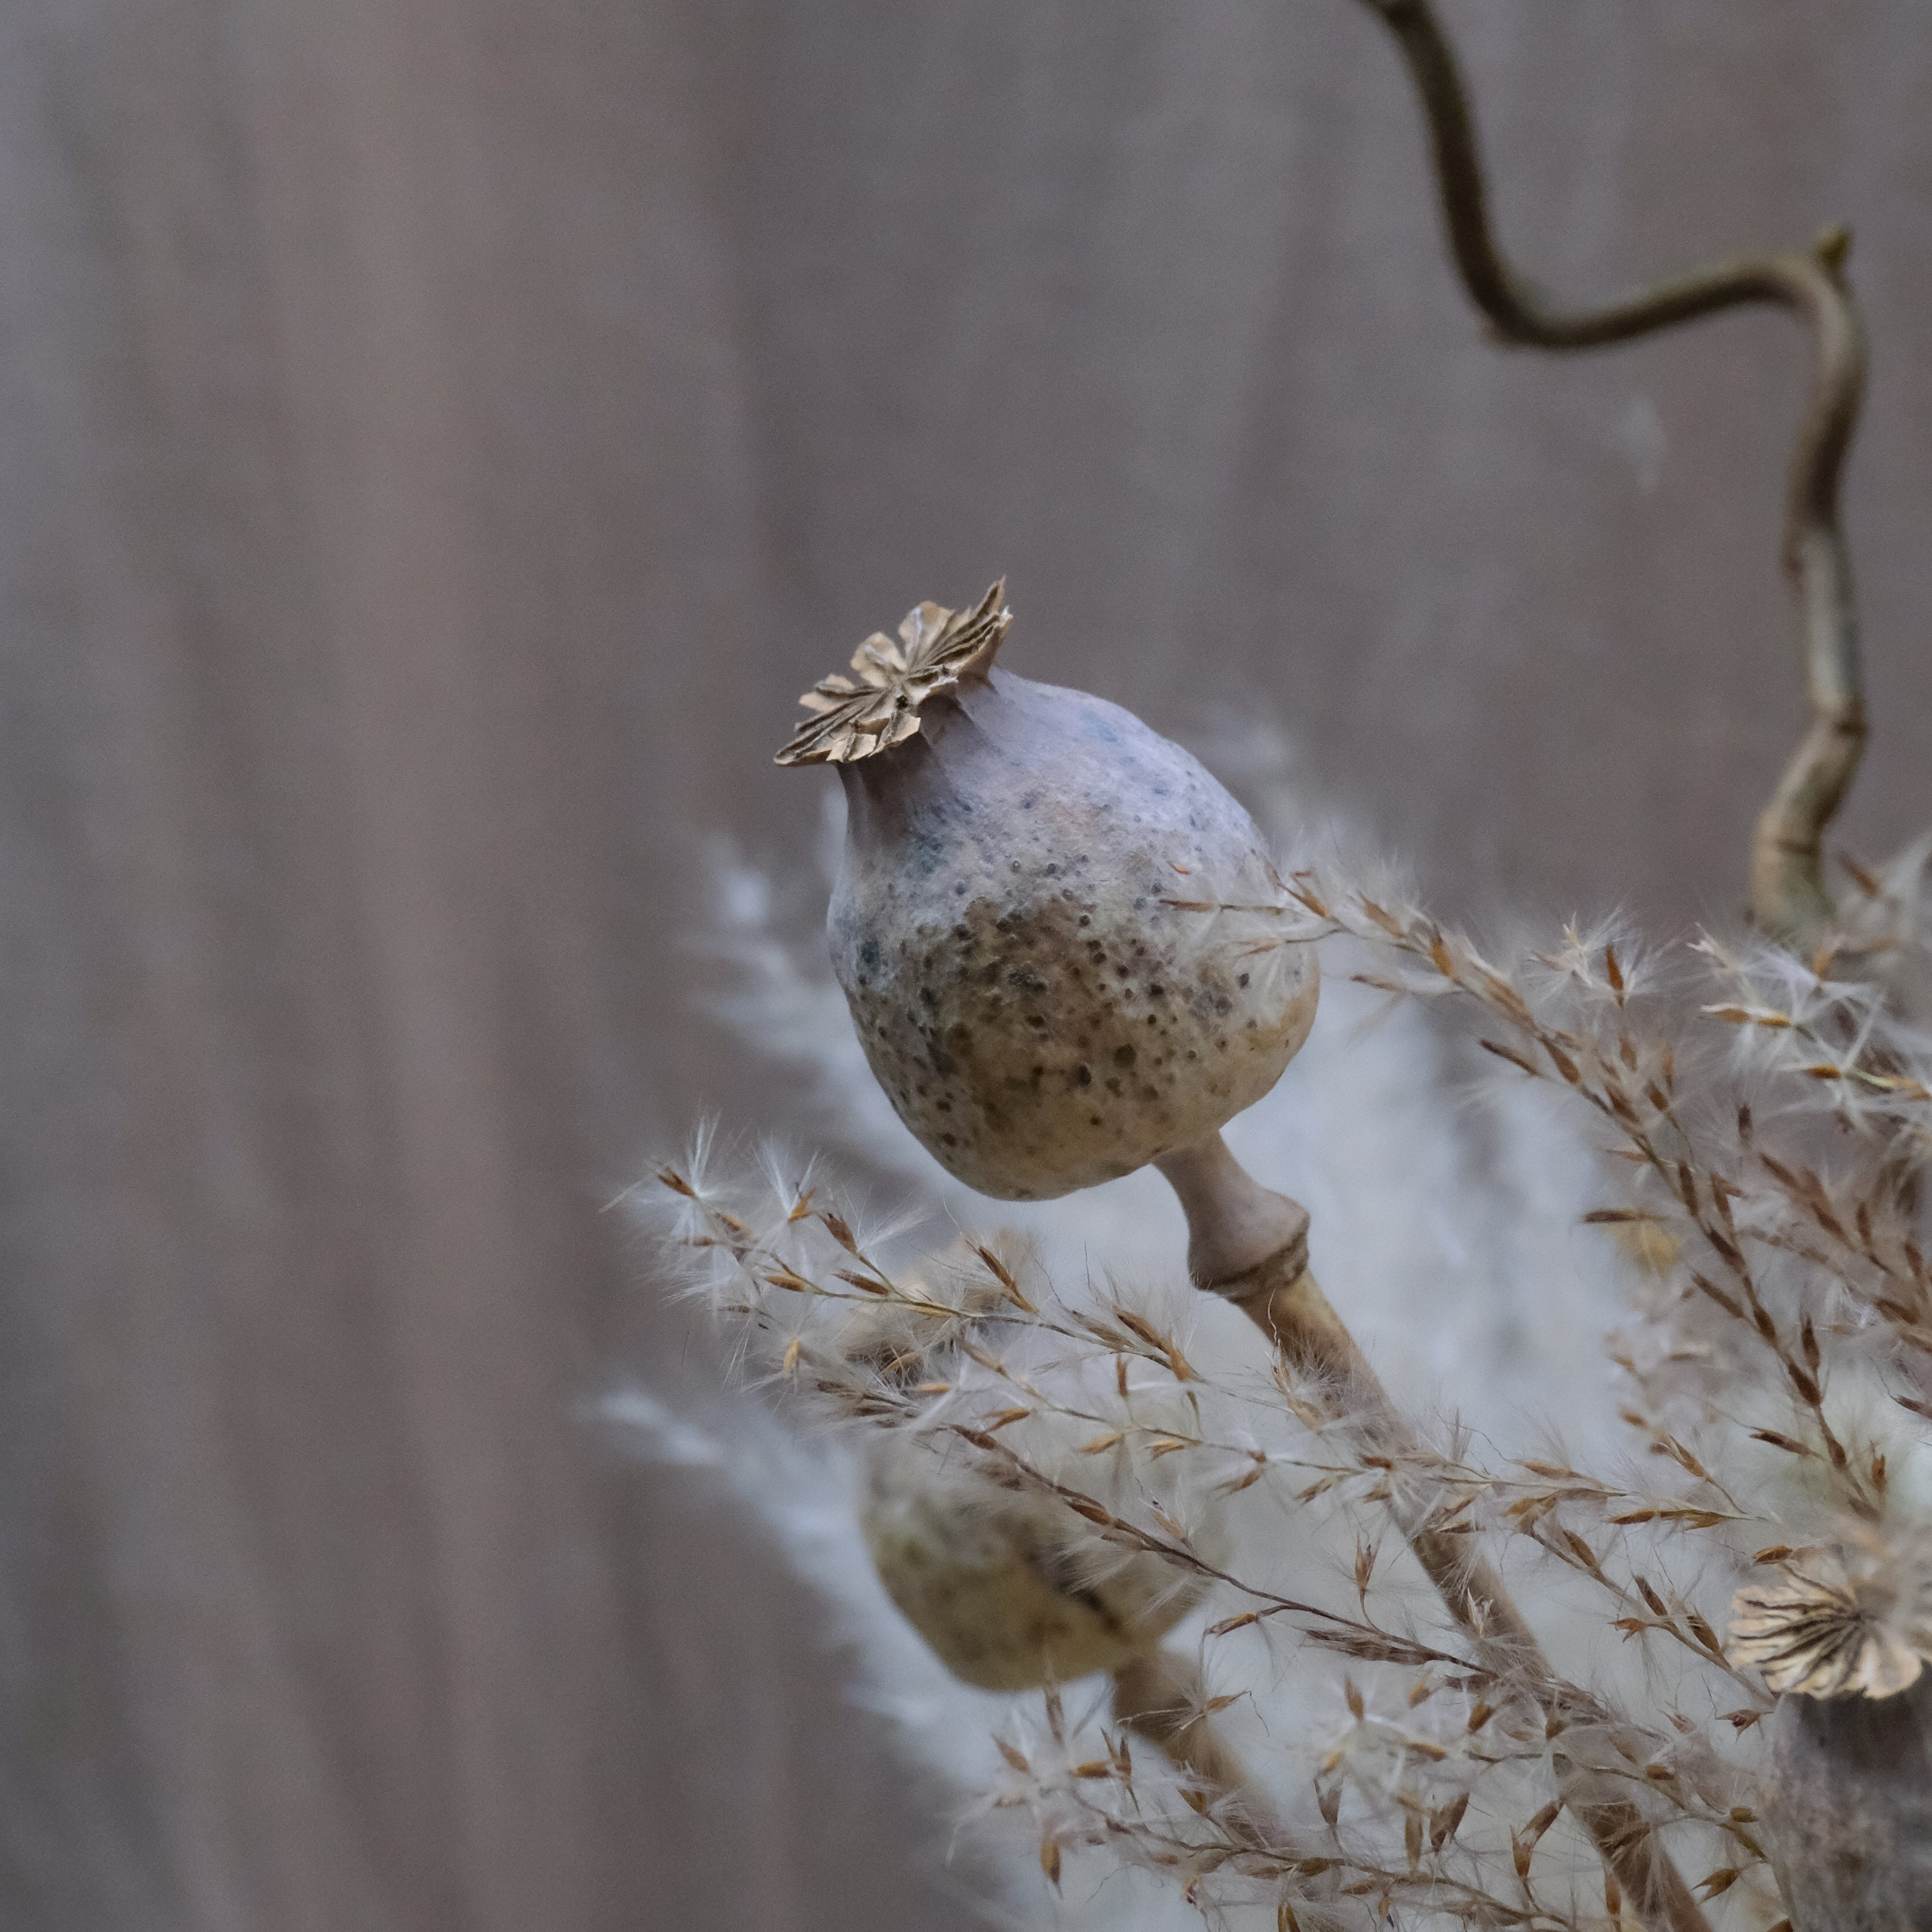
[{"xmin": 1357, "ymin": 0, "xmax": 1868, "ymax": 953}]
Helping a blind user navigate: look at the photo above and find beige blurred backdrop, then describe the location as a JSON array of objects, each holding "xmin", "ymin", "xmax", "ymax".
[{"xmin": 2, "ymin": 1, "xmax": 1926, "ymax": 1927}]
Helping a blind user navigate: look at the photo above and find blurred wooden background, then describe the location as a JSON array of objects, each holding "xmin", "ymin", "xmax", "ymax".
[{"xmin": 1, "ymin": 1, "xmax": 1924, "ymax": 1925}]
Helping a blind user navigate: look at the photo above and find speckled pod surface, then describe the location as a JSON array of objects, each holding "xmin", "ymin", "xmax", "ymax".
[
  {"xmin": 828, "ymin": 668, "xmax": 1317, "ymax": 1199},
  {"xmin": 860, "ymin": 1446, "xmax": 1203, "ymax": 1692},
  {"xmin": 1762, "ymin": 1677, "xmax": 1932, "ymax": 1931}
]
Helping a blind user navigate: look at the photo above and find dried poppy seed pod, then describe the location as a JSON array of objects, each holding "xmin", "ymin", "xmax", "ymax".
[
  {"xmin": 777, "ymin": 582, "xmax": 1318, "ymax": 1200},
  {"xmin": 1729, "ymin": 1546, "xmax": 1932, "ymax": 1930},
  {"xmin": 859, "ymin": 1442, "xmax": 1206, "ymax": 1691}
]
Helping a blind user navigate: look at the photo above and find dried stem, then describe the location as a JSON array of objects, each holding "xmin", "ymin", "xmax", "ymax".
[
  {"xmin": 1160, "ymin": 1131, "xmax": 1713, "ymax": 1932},
  {"xmin": 1110, "ymin": 1648, "xmax": 1285, "ymax": 1854},
  {"xmin": 1356, "ymin": 0, "xmax": 1868, "ymax": 951}
]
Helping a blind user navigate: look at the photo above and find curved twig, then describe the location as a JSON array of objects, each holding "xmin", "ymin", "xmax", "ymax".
[{"xmin": 1357, "ymin": 0, "xmax": 1868, "ymax": 951}]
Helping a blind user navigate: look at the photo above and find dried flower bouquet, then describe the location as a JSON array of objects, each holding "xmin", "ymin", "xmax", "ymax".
[
  {"xmin": 628, "ymin": 4, "xmax": 1929, "ymax": 1928},
  {"xmin": 644, "ymin": 848, "xmax": 1930, "ymax": 1931}
]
